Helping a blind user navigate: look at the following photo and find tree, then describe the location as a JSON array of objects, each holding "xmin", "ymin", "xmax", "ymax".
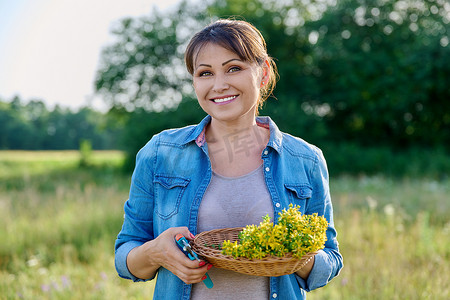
[{"xmin": 0, "ymin": 96, "xmax": 35, "ymax": 149}]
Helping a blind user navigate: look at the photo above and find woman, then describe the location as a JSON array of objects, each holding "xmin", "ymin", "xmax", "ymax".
[{"xmin": 115, "ymin": 19, "xmax": 343, "ymax": 299}]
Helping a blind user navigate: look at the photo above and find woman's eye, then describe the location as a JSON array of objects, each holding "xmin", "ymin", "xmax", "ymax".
[
  {"xmin": 228, "ymin": 66, "xmax": 241, "ymax": 73},
  {"xmin": 199, "ymin": 71, "xmax": 212, "ymax": 77}
]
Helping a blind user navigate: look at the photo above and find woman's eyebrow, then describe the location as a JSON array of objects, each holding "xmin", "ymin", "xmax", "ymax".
[
  {"xmin": 222, "ymin": 58, "xmax": 242, "ymax": 66},
  {"xmin": 197, "ymin": 58, "xmax": 242, "ymax": 68}
]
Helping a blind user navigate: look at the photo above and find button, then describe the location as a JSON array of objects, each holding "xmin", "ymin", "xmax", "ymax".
[
  {"xmin": 265, "ymin": 167, "xmax": 270, "ymax": 172},
  {"xmin": 272, "ymin": 293, "xmax": 278, "ymax": 298},
  {"xmin": 264, "ymin": 150, "xmax": 268, "ymax": 155},
  {"xmin": 275, "ymin": 203, "xmax": 281, "ymax": 208}
]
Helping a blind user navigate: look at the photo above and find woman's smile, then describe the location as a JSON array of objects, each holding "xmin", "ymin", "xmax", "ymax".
[{"xmin": 210, "ymin": 95, "xmax": 239, "ymax": 105}]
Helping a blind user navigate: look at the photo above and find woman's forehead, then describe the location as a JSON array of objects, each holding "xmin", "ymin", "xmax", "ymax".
[{"xmin": 193, "ymin": 42, "xmax": 240, "ymax": 65}]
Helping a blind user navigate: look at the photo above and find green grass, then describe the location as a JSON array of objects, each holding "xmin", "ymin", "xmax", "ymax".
[
  {"xmin": 0, "ymin": 151, "xmax": 449, "ymax": 299},
  {"xmin": 307, "ymin": 176, "xmax": 450, "ymax": 300},
  {"xmin": 0, "ymin": 150, "xmax": 156, "ymax": 299}
]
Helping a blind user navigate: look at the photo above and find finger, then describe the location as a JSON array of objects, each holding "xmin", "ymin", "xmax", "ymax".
[
  {"xmin": 165, "ymin": 254, "xmax": 211, "ymax": 283},
  {"xmin": 175, "ymin": 226, "xmax": 196, "ymax": 241},
  {"xmin": 170, "ymin": 263, "xmax": 211, "ymax": 284}
]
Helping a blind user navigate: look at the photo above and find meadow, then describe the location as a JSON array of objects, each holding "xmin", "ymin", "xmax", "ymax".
[{"xmin": 0, "ymin": 151, "xmax": 448, "ymax": 299}]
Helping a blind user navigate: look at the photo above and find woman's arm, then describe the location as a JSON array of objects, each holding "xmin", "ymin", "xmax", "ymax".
[
  {"xmin": 295, "ymin": 148, "xmax": 343, "ymax": 290},
  {"xmin": 115, "ymin": 139, "xmax": 210, "ymax": 284}
]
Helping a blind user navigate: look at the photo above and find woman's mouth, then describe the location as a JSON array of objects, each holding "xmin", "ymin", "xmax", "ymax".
[{"xmin": 211, "ymin": 95, "xmax": 238, "ymax": 104}]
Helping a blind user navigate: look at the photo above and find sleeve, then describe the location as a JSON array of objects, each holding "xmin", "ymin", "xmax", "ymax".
[
  {"xmin": 295, "ymin": 147, "xmax": 343, "ymax": 291},
  {"xmin": 114, "ymin": 136, "xmax": 158, "ymax": 282}
]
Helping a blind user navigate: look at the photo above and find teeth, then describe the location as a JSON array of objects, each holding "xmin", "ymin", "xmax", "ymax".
[{"xmin": 213, "ymin": 96, "xmax": 237, "ymax": 103}]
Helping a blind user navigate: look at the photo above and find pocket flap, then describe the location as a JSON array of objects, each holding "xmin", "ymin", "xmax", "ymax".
[
  {"xmin": 154, "ymin": 175, "xmax": 190, "ymax": 189},
  {"xmin": 284, "ymin": 184, "xmax": 312, "ymax": 199}
]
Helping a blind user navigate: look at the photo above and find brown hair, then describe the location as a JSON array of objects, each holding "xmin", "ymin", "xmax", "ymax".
[{"xmin": 185, "ymin": 19, "xmax": 278, "ymax": 111}]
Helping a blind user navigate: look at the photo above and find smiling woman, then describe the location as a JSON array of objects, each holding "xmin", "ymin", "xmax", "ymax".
[{"xmin": 114, "ymin": 19, "xmax": 343, "ymax": 300}]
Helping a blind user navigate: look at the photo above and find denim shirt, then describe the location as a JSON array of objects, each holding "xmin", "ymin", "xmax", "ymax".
[{"xmin": 115, "ymin": 115, "xmax": 343, "ymax": 300}]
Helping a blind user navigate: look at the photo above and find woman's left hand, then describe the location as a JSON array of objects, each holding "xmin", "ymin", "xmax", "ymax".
[{"xmin": 295, "ymin": 255, "xmax": 315, "ymax": 280}]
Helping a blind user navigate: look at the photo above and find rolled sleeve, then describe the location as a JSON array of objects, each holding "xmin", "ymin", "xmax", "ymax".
[
  {"xmin": 296, "ymin": 248, "xmax": 343, "ymax": 291},
  {"xmin": 296, "ymin": 147, "xmax": 343, "ymax": 291},
  {"xmin": 115, "ymin": 240, "xmax": 149, "ymax": 282}
]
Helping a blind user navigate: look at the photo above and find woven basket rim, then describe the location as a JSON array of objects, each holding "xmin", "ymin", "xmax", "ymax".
[{"xmin": 192, "ymin": 227, "xmax": 317, "ymax": 276}]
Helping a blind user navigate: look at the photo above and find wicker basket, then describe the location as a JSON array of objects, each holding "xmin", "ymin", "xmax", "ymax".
[{"xmin": 192, "ymin": 227, "xmax": 317, "ymax": 277}]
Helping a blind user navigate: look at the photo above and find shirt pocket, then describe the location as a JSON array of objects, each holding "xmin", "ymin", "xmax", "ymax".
[
  {"xmin": 154, "ymin": 174, "xmax": 190, "ymax": 220},
  {"xmin": 284, "ymin": 184, "xmax": 312, "ymax": 212}
]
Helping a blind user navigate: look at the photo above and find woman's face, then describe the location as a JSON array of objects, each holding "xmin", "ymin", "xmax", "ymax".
[{"xmin": 192, "ymin": 43, "xmax": 268, "ymax": 126}]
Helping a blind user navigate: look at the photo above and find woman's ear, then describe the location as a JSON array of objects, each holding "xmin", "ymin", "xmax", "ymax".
[{"xmin": 260, "ymin": 59, "xmax": 270, "ymax": 87}]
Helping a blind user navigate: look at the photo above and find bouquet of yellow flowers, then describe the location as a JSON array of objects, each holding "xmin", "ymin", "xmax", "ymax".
[{"xmin": 221, "ymin": 204, "xmax": 328, "ymax": 259}]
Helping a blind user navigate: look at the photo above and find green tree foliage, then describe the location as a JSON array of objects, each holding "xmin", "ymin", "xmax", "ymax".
[
  {"xmin": 0, "ymin": 96, "xmax": 121, "ymax": 150},
  {"xmin": 303, "ymin": 0, "xmax": 450, "ymax": 149}
]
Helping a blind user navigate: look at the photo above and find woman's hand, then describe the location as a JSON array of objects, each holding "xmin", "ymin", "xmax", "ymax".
[{"xmin": 127, "ymin": 227, "xmax": 211, "ymax": 284}]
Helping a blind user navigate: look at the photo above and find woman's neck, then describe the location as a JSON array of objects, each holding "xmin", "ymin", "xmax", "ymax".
[
  {"xmin": 205, "ymin": 117, "xmax": 270, "ymax": 177},
  {"xmin": 206, "ymin": 118, "xmax": 257, "ymax": 143}
]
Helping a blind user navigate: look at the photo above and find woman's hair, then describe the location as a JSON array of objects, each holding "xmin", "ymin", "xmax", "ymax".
[{"xmin": 185, "ymin": 19, "xmax": 278, "ymax": 111}]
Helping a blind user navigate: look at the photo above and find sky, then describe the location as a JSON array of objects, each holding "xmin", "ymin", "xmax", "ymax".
[{"xmin": 0, "ymin": 0, "xmax": 181, "ymax": 111}]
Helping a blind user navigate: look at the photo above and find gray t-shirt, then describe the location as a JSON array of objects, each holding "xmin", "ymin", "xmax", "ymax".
[{"xmin": 191, "ymin": 165, "xmax": 274, "ymax": 300}]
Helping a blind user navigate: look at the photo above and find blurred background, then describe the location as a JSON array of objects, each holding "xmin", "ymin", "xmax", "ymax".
[{"xmin": 1, "ymin": 0, "xmax": 449, "ymax": 299}]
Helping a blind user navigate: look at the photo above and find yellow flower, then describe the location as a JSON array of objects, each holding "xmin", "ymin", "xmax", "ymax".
[{"xmin": 221, "ymin": 204, "xmax": 328, "ymax": 259}]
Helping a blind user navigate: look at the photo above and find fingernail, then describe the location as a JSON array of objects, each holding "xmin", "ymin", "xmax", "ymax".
[
  {"xmin": 202, "ymin": 275, "xmax": 207, "ymax": 280},
  {"xmin": 199, "ymin": 261, "xmax": 206, "ymax": 267},
  {"xmin": 207, "ymin": 264, "xmax": 213, "ymax": 270},
  {"xmin": 190, "ymin": 233, "xmax": 195, "ymax": 239}
]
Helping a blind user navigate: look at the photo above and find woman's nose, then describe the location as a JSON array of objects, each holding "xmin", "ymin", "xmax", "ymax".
[{"xmin": 212, "ymin": 75, "xmax": 229, "ymax": 93}]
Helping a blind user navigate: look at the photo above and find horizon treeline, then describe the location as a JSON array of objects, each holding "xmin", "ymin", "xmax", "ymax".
[{"xmin": 0, "ymin": 95, "xmax": 121, "ymax": 150}]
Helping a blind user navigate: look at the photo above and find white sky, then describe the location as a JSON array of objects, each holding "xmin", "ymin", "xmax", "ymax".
[{"xmin": 0, "ymin": 0, "xmax": 181, "ymax": 111}]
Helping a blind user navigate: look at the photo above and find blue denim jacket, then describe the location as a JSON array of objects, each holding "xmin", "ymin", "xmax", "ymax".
[{"xmin": 115, "ymin": 115, "xmax": 343, "ymax": 300}]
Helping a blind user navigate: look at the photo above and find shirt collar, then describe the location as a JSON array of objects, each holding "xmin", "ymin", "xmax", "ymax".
[
  {"xmin": 256, "ymin": 116, "xmax": 283, "ymax": 153},
  {"xmin": 182, "ymin": 115, "xmax": 211, "ymax": 147}
]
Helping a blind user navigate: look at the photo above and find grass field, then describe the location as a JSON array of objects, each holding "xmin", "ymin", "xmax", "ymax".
[{"xmin": 0, "ymin": 151, "xmax": 449, "ymax": 299}]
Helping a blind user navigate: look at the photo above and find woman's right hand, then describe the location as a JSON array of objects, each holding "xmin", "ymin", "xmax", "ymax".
[{"xmin": 126, "ymin": 226, "xmax": 211, "ymax": 284}]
